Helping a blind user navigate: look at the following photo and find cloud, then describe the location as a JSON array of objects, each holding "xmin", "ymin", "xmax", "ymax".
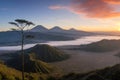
[
  {"xmin": 49, "ymin": 5, "xmax": 66, "ymax": 10},
  {"xmin": 69, "ymin": 0, "xmax": 120, "ymax": 18},
  {"xmin": 103, "ymin": 0, "xmax": 120, "ymax": 4},
  {"xmin": 49, "ymin": 0, "xmax": 120, "ymax": 18}
]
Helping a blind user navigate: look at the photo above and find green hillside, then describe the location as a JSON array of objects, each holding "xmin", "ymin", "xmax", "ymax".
[
  {"xmin": 0, "ymin": 63, "xmax": 22, "ymax": 80},
  {"xmin": 2, "ymin": 59, "xmax": 120, "ymax": 80},
  {"xmin": 0, "ymin": 63, "xmax": 49, "ymax": 80}
]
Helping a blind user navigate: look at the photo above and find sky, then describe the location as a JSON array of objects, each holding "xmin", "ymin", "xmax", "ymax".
[{"xmin": 0, "ymin": 0, "xmax": 120, "ymax": 32}]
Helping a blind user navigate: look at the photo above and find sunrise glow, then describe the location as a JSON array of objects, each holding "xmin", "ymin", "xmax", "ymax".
[
  {"xmin": 118, "ymin": 28, "xmax": 120, "ymax": 31},
  {"xmin": 0, "ymin": 0, "xmax": 120, "ymax": 32}
]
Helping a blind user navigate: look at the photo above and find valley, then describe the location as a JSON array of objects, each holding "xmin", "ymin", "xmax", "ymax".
[
  {"xmin": 51, "ymin": 46, "xmax": 120, "ymax": 74},
  {"xmin": 1, "ymin": 26, "xmax": 120, "ymax": 80},
  {"xmin": 1, "ymin": 0, "xmax": 120, "ymax": 79}
]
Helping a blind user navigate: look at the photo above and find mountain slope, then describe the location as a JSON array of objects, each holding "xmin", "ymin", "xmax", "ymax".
[
  {"xmin": 7, "ymin": 53, "xmax": 54, "ymax": 73},
  {"xmin": 76, "ymin": 39, "xmax": 120, "ymax": 52},
  {"xmin": 24, "ymin": 44, "xmax": 69, "ymax": 62},
  {"xmin": 0, "ymin": 62, "xmax": 54, "ymax": 80},
  {"xmin": 6, "ymin": 44, "xmax": 69, "ymax": 73},
  {"xmin": 30, "ymin": 25, "xmax": 48, "ymax": 32},
  {"xmin": 0, "ymin": 63, "xmax": 22, "ymax": 80},
  {"xmin": 68, "ymin": 28, "xmax": 77, "ymax": 32},
  {"xmin": 49, "ymin": 26, "xmax": 65, "ymax": 32},
  {"xmin": 57, "ymin": 64, "xmax": 120, "ymax": 80}
]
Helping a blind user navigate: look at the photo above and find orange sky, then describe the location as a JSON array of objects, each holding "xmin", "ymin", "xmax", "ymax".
[{"xmin": 1, "ymin": 0, "xmax": 120, "ymax": 32}]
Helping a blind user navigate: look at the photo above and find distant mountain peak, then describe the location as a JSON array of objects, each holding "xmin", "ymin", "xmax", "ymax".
[
  {"xmin": 30, "ymin": 25, "xmax": 48, "ymax": 32},
  {"xmin": 69, "ymin": 28, "xmax": 77, "ymax": 31},
  {"xmin": 50, "ymin": 26, "xmax": 64, "ymax": 32},
  {"xmin": 51, "ymin": 26, "xmax": 63, "ymax": 30},
  {"xmin": 35, "ymin": 25, "xmax": 44, "ymax": 27}
]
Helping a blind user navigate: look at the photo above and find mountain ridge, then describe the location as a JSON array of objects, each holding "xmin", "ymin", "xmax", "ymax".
[{"xmin": 30, "ymin": 25, "xmax": 88, "ymax": 33}]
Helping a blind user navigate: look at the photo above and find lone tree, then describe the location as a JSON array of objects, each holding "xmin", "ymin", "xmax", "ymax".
[{"xmin": 9, "ymin": 19, "xmax": 34, "ymax": 80}]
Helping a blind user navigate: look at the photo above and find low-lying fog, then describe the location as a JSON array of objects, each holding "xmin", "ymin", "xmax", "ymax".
[{"xmin": 0, "ymin": 35, "xmax": 120, "ymax": 51}]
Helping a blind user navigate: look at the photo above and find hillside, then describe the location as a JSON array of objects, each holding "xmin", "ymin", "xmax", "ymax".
[
  {"xmin": 0, "ymin": 63, "xmax": 22, "ymax": 80},
  {"xmin": 6, "ymin": 53, "xmax": 54, "ymax": 73},
  {"xmin": 75, "ymin": 39, "xmax": 120, "ymax": 52},
  {"xmin": 5, "ymin": 44, "xmax": 69, "ymax": 73},
  {"xmin": 23, "ymin": 44, "xmax": 69, "ymax": 62},
  {"xmin": 2, "ymin": 59, "xmax": 120, "ymax": 80},
  {"xmin": 56, "ymin": 64, "xmax": 120, "ymax": 80},
  {"xmin": 0, "ymin": 63, "xmax": 49, "ymax": 80}
]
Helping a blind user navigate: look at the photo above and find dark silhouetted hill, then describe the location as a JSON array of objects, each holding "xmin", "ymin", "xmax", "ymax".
[
  {"xmin": 52, "ymin": 64, "xmax": 120, "ymax": 80},
  {"xmin": 75, "ymin": 39, "xmax": 120, "ymax": 52},
  {"xmin": 24, "ymin": 44, "xmax": 69, "ymax": 62},
  {"xmin": 6, "ymin": 44, "xmax": 69, "ymax": 73},
  {"xmin": 7, "ymin": 53, "xmax": 54, "ymax": 73}
]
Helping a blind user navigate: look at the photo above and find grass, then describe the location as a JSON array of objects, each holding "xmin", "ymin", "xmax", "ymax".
[{"xmin": 0, "ymin": 63, "xmax": 54, "ymax": 80}]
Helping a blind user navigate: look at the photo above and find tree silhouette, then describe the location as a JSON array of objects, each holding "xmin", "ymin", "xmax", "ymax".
[{"xmin": 9, "ymin": 19, "xmax": 34, "ymax": 80}]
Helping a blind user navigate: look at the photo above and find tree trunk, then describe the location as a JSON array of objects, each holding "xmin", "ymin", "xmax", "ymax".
[{"xmin": 21, "ymin": 30, "xmax": 24, "ymax": 80}]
